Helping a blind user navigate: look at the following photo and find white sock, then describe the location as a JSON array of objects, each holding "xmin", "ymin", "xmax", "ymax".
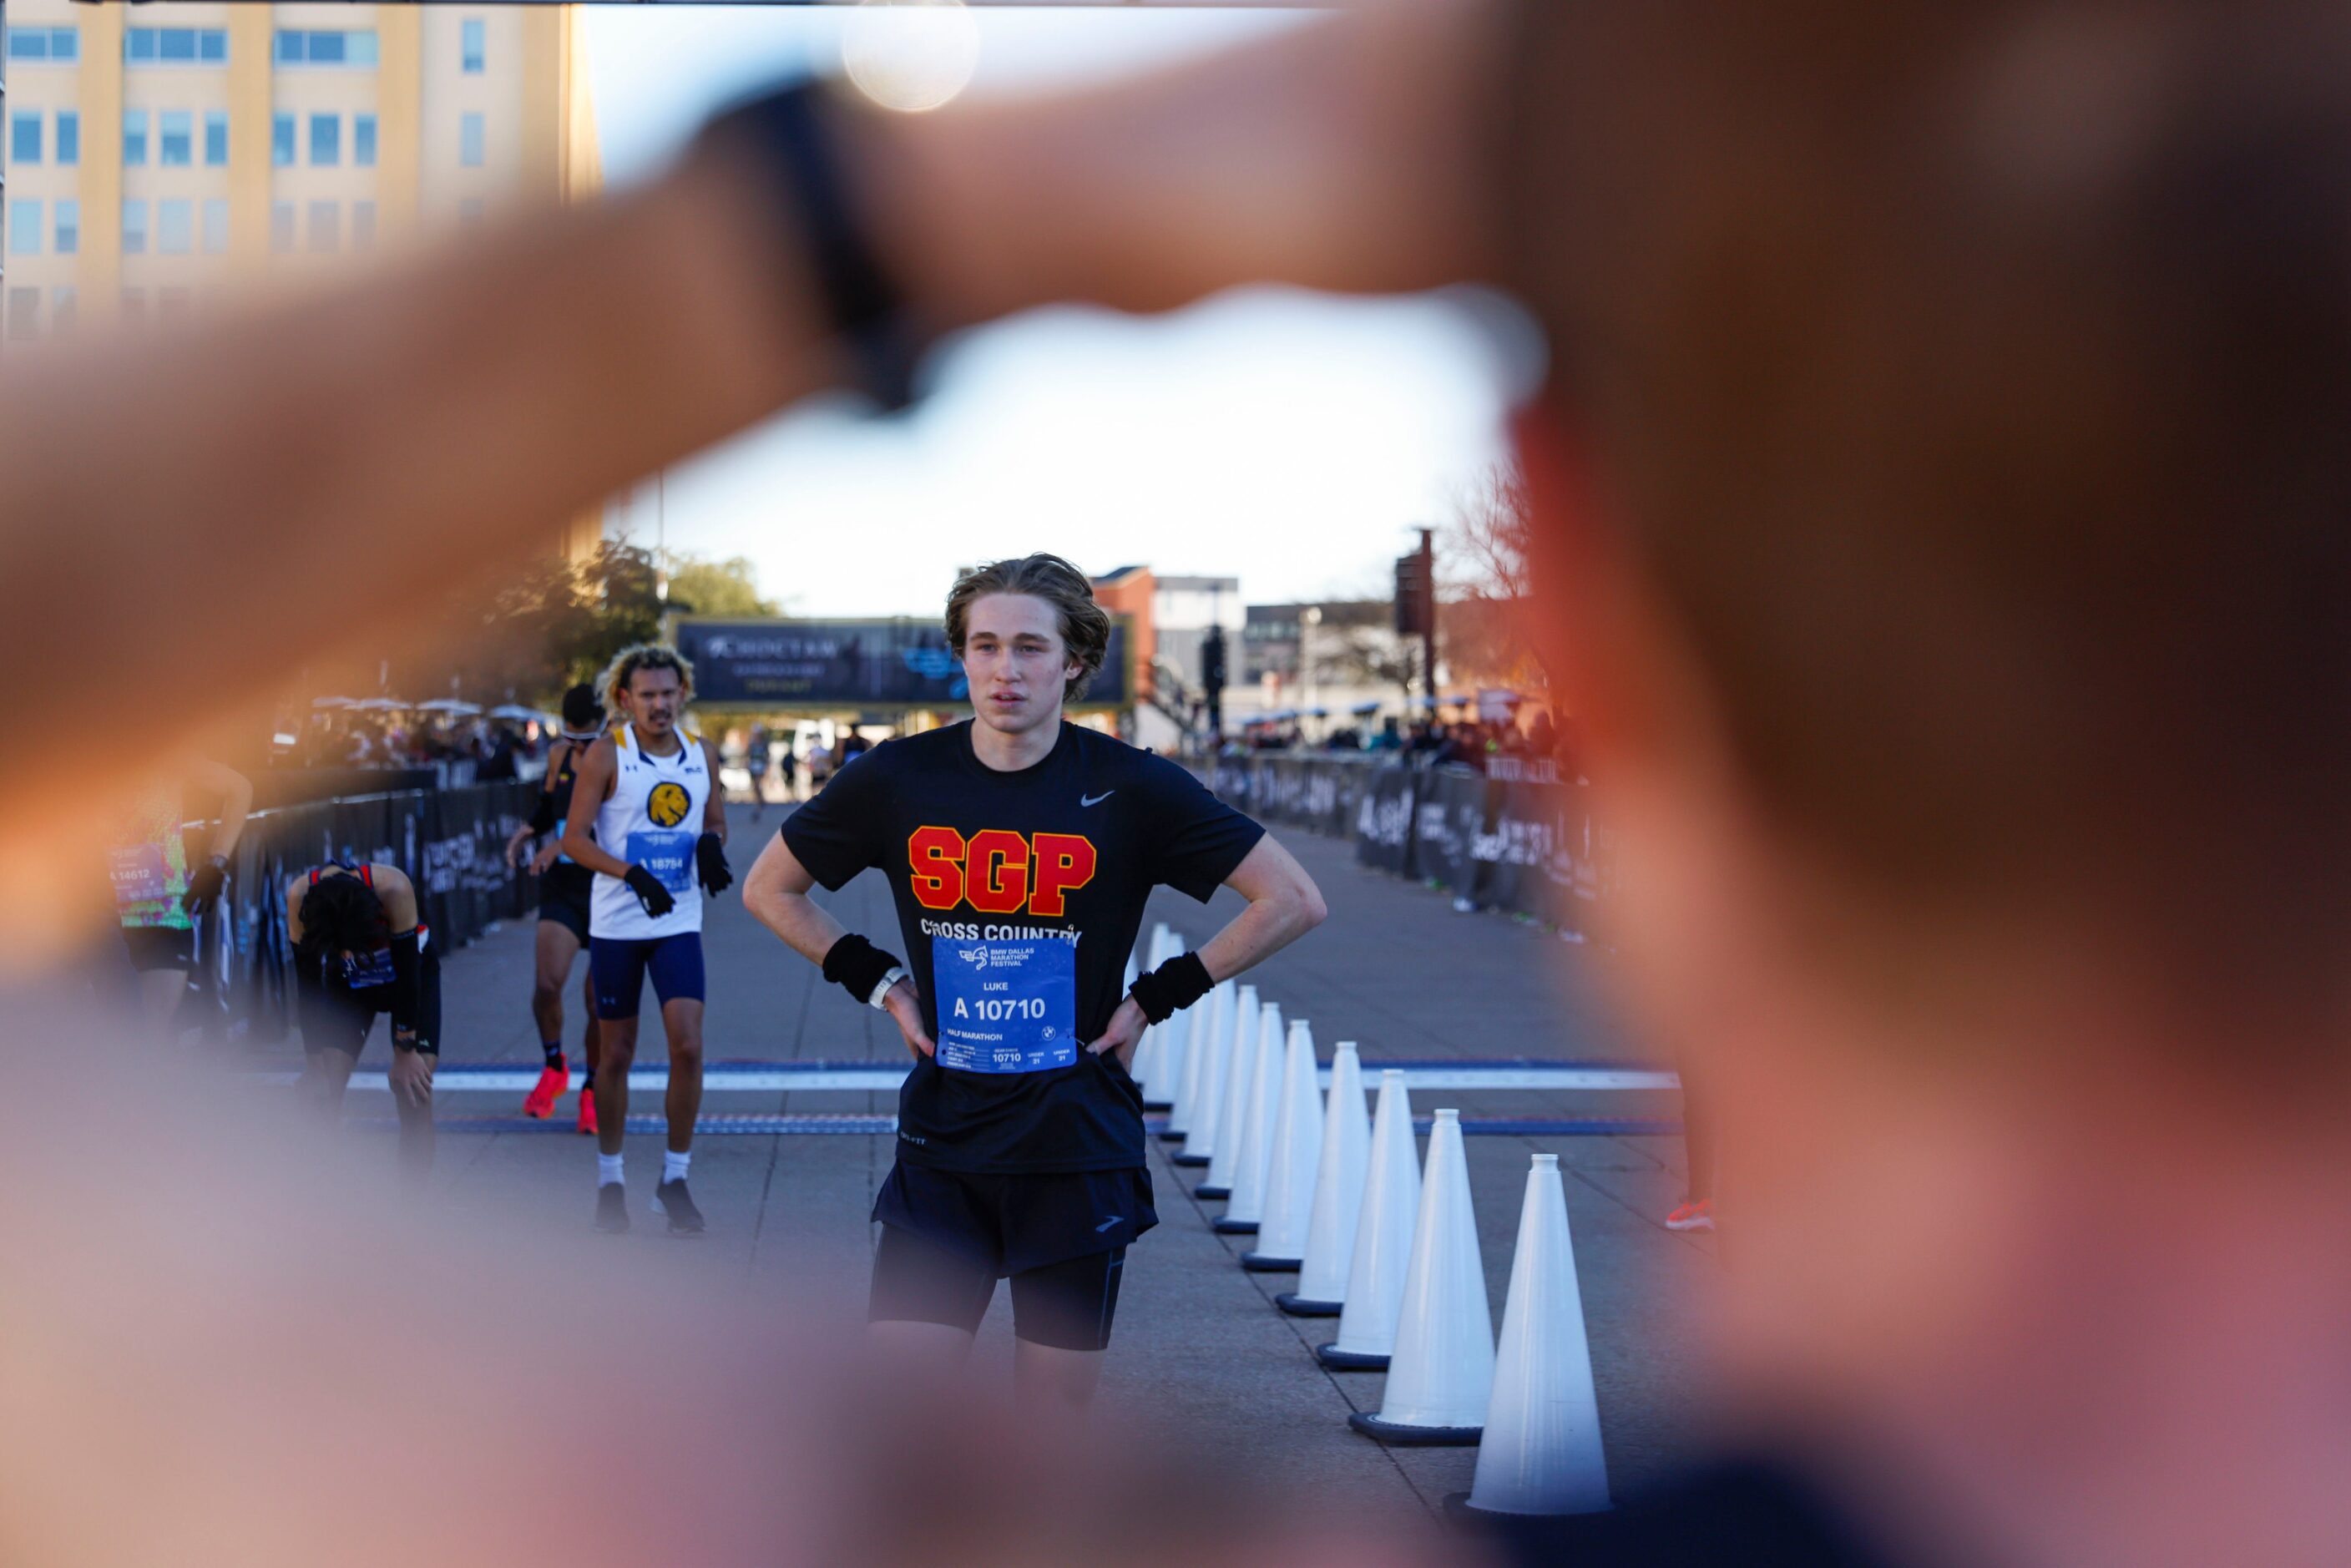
[
  {"xmin": 597, "ymin": 1153, "xmax": 624, "ymax": 1188},
  {"xmin": 663, "ymin": 1150, "xmax": 691, "ymax": 1185}
]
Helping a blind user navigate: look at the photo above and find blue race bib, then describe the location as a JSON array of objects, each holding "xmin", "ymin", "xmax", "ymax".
[
  {"xmin": 340, "ymin": 946, "xmax": 397, "ymax": 989},
  {"xmin": 628, "ymin": 829, "xmax": 695, "ymax": 893},
  {"xmin": 931, "ymin": 934, "xmax": 1078, "ymax": 1074},
  {"xmin": 108, "ymin": 845, "xmax": 170, "ymax": 905}
]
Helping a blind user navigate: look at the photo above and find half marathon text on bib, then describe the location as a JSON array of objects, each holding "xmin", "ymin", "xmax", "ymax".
[{"xmin": 931, "ymin": 933, "xmax": 1077, "ymax": 1074}]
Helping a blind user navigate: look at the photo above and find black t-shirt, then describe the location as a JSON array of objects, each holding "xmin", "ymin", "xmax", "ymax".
[{"xmin": 781, "ymin": 721, "xmax": 1265, "ymax": 1175}]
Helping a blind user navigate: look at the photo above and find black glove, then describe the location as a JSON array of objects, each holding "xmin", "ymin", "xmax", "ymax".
[
  {"xmin": 623, "ymin": 864, "xmax": 677, "ymax": 919},
  {"xmin": 695, "ymin": 832, "xmax": 733, "ymax": 897},
  {"xmin": 180, "ymin": 857, "xmax": 227, "ymax": 915}
]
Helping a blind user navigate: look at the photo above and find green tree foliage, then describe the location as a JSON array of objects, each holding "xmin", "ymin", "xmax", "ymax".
[{"xmin": 665, "ymin": 554, "xmax": 779, "ymax": 619}]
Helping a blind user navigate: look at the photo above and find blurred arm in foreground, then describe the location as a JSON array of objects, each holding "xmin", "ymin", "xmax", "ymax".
[{"xmin": 0, "ymin": 0, "xmax": 1499, "ymax": 804}]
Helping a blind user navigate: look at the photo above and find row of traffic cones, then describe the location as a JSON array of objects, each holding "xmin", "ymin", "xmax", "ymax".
[{"xmin": 1140, "ymin": 922, "xmax": 1611, "ymax": 1519}]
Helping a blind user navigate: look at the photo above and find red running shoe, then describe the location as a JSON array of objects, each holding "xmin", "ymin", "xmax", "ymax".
[
  {"xmin": 576, "ymin": 1086, "xmax": 598, "ymax": 1136},
  {"xmin": 522, "ymin": 1060, "xmax": 567, "ymax": 1120},
  {"xmin": 1665, "ymin": 1197, "xmax": 1715, "ymax": 1232}
]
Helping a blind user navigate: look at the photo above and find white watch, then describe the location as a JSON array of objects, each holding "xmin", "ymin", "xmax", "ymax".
[{"xmin": 867, "ymin": 967, "xmax": 908, "ymax": 1009}]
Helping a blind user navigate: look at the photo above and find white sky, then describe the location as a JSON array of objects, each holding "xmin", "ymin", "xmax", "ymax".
[{"xmin": 584, "ymin": 5, "xmax": 1522, "ymax": 617}]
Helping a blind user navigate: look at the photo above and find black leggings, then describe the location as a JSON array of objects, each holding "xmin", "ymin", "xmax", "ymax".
[{"xmin": 869, "ymin": 1225, "xmax": 1127, "ymax": 1352}]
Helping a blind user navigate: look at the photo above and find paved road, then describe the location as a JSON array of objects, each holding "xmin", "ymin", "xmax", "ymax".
[{"xmin": 270, "ymin": 808, "xmax": 1713, "ymax": 1513}]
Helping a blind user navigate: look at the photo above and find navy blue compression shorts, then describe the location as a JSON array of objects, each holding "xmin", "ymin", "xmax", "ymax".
[{"xmin": 589, "ymin": 933, "xmax": 705, "ymax": 1021}]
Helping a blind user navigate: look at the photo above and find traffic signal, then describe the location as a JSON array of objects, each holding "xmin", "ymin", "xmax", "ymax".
[
  {"xmin": 1395, "ymin": 552, "xmax": 1433, "ymax": 636},
  {"xmin": 1201, "ymin": 625, "xmax": 1227, "ymax": 692}
]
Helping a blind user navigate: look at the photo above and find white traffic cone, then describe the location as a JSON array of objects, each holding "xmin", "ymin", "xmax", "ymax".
[
  {"xmin": 1451, "ymin": 1153, "xmax": 1610, "ymax": 1516},
  {"xmin": 1130, "ymin": 925, "xmax": 1174, "ymax": 1102},
  {"xmin": 1317, "ymin": 1070, "xmax": 1419, "ymax": 1370},
  {"xmin": 1195, "ymin": 984, "xmax": 1258, "ymax": 1198},
  {"xmin": 1242, "ymin": 1019, "xmax": 1325, "ymax": 1271},
  {"xmin": 1166, "ymin": 979, "xmax": 1224, "ymax": 1146},
  {"xmin": 1148, "ymin": 976, "xmax": 1201, "ymax": 1115},
  {"xmin": 1347, "ymin": 1109, "xmax": 1493, "ymax": 1445},
  {"xmin": 1278, "ymin": 1041, "xmax": 1370, "ymax": 1316},
  {"xmin": 1173, "ymin": 981, "xmax": 1232, "ymax": 1166},
  {"xmin": 1214, "ymin": 999, "xmax": 1285, "ymax": 1234}
]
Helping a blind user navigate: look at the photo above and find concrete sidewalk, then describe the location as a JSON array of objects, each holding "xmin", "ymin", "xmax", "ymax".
[{"xmin": 295, "ymin": 809, "xmax": 1713, "ymax": 1514}]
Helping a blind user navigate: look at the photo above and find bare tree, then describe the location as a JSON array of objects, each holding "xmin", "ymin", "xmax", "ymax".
[{"xmin": 1436, "ymin": 463, "xmax": 1547, "ymax": 694}]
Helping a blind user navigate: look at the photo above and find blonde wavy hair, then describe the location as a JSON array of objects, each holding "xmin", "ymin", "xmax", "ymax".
[{"xmin": 598, "ymin": 644, "xmax": 695, "ymax": 719}]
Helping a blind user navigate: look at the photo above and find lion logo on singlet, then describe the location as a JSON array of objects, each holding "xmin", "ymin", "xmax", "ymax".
[{"xmin": 646, "ymin": 781, "xmax": 691, "ymax": 828}]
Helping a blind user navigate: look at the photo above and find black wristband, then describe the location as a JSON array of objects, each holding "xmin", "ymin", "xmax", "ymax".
[
  {"xmin": 705, "ymin": 82, "xmax": 922, "ymax": 412},
  {"xmin": 822, "ymin": 933, "xmax": 903, "ymax": 1005},
  {"xmin": 1130, "ymin": 953, "xmax": 1214, "ymax": 1025}
]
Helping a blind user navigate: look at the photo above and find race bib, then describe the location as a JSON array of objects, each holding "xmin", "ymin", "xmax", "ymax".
[
  {"xmin": 931, "ymin": 935, "xmax": 1078, "ymax": 1075},
  {"xmin": 108, "ymin": 845, "xmax": 171, "ymax": 906},
  {"xmin": 341, "ymin": 946, "xmax": 397, "ymax": 989},
  {"xmin": 628, "ymin": 829, "xmax": 695, "ymax": 894}
]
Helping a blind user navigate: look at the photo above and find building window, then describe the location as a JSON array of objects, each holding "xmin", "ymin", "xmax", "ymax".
[
  {"xmin": 8, "ymin": 201, "xmax": 41, "ymax": 257},
  {"xmin": 160, "ymin": 110, "xmax": 193, "ymax": 167},
  {"xmin": 159, "ymin": 199, "xmax": 193, "ymax": 255},
  {"xmin": 307, "ymin": 200, "xmax": 340, "ymax": 254},
  {"xmin": 310, "ymin": 114, "xmax": 340, "ymax": 167},
  {"xmin": 274, "ymin": 30, "xmax": 379, "ymax": 68},
  {"xmin": 462, "ymin": 18, "xmax": 486, "ymax": 73},
  {"xmin": 459, "ymin": 113, "xmax": 485, "ymax": 168},
  {"xmin": 124, "ymin": 110, "xmax": 150, "ymax": 167},
  {"xmin": 7, "ymin": 288, "xmax": 41, "ymax": 341},
  {"xmin": 120, "ymin": 288, "xmax": 149, "ymax": 324},
  {"xmin": 202, "ymin": 199, "xmax": 229, "ymax": 255},
  {"xmin": 126, "ymin": 28, "xmax": 228, "ymax": 66},
  {"xmin": 352, "ymin": 201, "xmax": 377, "ymax": 250},
  {"xmin": 270, "ymin": 203, "xmax": 296, "ymax": 255},
  {"xmin": 459, "ymin": 198, "xmax": 485, "ymax": 229},
  {"xmin": 9, "ymin": 111, "xmax": 41, "ymax": 165},
  {"xmin": 55, "ymin": 200, "xmax": 78, "ymax": 256},
  {"xmin": 6, "ymin": 28, "xmax": 80, "ymax": 64},
  {"xmin": 205, "ymin": 110, "xmax": 228, "ymax": 167},
  {"xmin": 122, "ymin": 200, "xmax": 149, "ymax": 256},
  {"xmin": 354, "ymin": 115, "xmax": 377, "ymax": 169},
  {"xmin": 58, "ymin": 111, "xmax": 79, "ymax": 166},
  {"xmin": 52, "ymin": 288, "xmax": 78, "ymax": 333},
  {"xmin": 273, "ymin": 113, "xmax": 296, "ymax": 168}
]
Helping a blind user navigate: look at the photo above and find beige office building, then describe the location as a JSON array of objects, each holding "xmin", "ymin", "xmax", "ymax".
[{"xmin": 3, "ymin": 3, "xmax": 602, "ymax": 553}]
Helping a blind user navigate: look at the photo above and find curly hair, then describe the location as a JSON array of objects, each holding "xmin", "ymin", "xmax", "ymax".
[
  {"xmin": 944, "ymin": 554, "xmax": 1111, "ymax": 703},
  {"xmin": 598, "ymin": 644, "xmax": 695, "ymax": 718}
]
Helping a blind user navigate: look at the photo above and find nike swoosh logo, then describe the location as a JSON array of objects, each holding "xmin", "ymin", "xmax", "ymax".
[
  {"xmin": 1095, "ymin": 1216, "xmax": 1122, "ymax": 1233},
  {"xmin": 1081, "ymin": 791, "xmax": 1115, "ymax": 807}
]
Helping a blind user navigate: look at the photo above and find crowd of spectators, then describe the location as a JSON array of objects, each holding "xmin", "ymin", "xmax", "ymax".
[
  {"xmin": 282, "ymin": 710, "xmax": 545, "ymax": 780},
  {"xmin": 1222, "ymin": 706, "xmax": 1570, "ymax": 776}
]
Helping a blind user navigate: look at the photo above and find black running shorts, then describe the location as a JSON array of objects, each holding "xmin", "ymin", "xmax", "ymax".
[
  {"xmin": 867, "ymin": 1161, "xmax": 1155, "ymax": 1350},
  {"xmin": 537, "ymin": 861, "xmax": 594, "ymax": 943},
  {"xmin": 870, "ymin": 1224, "xmax": 1130, "ymax": 1352},
  {"xmin": 119, "ymin": 923, "xmax": 195, "ymax": 974}
]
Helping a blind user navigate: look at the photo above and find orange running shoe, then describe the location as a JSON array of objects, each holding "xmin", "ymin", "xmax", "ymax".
[
  {"xmin": 576, "ymin": 1085, "xmax": 598, "ymax": 1136},
  {"xmin": 522, "ymin": 1061, "xmax": 567, "ymax": 1120},
  {"xmin": 1665, "ymin": 1197, "xmax": 1715, "ymax": 1232}
]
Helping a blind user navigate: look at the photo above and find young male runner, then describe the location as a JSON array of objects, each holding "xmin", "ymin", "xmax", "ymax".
[
  {"xmin": 503, "ymin": 684, "xmax": 609, "ymax": 1133},
  {"xmin": 111, "ymin": 757, "xmax": 253, "ymax": 1036},
  {"xmin": 745, "ymin": 554, "xmax": 1326, "ymax": 1410},
  {"xmin": 284, "ymin": 861, "xmax": 437, "ymax": 1181},
  {"xmin": 561, "ymin": 645, "xmax": 731, "ymax": 1236}
]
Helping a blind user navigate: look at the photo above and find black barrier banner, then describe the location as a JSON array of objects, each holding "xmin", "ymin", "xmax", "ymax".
[
  {"xmin": 1354, "ymin": 766, "xmax": 1418, "ymax": 876},
  {"xmin": 1410, "ymin": 766, "xmax": 1489, "ymax": 896},
  {"xmin": 677, "ymin": 618, "xmax": 1130, "ymax": 710}
]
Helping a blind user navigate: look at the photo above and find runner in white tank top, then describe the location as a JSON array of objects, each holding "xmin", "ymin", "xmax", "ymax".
[{"xmin": 559, "ymin": 645, "xmax": 732, "ymax": 1237}]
